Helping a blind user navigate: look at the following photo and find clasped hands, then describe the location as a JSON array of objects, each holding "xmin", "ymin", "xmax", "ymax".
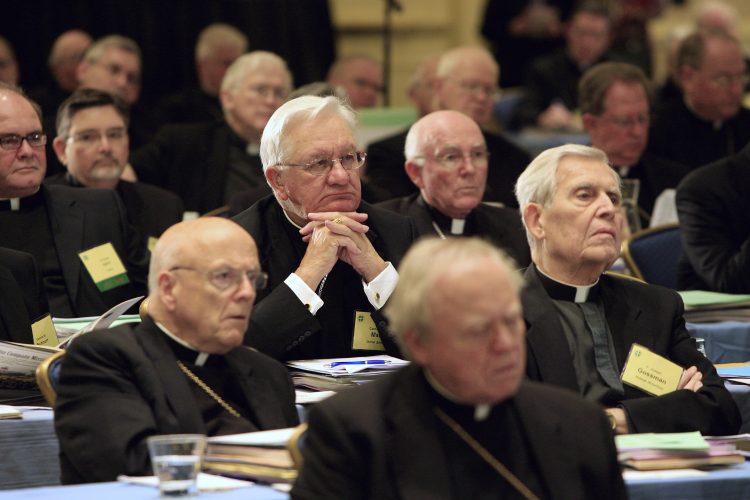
[{"xmin": 295, "ymin": 212, "xmax": 387, "ymax": 291}]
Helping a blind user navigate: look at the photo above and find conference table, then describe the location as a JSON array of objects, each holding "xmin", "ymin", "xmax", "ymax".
[
  {"xmin": 0, "ymin": 481, "xmax": 287, "ymax": 499},
  {"xmin": 687, "ymin": 321, "xmax": 750, "ymax": 364}
]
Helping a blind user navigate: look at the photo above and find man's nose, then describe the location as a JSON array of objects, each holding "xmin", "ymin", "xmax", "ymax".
[{"xmin": 326, "ymin": 159, "xmax": 350, "ymax": 184}]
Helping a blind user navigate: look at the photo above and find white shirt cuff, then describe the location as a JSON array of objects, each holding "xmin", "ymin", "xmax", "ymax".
[
  {"xmin": 284, "ymin": 273, "xmax": 324, "ymax": 315},
  {"xmin": 362, "ymin": 262, "xmax": 398, "ymax": 310}
]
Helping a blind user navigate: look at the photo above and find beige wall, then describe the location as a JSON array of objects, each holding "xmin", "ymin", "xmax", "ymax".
[{"xmin": 330, "ymin": 0, "xmax": 750, "ymax": 108}]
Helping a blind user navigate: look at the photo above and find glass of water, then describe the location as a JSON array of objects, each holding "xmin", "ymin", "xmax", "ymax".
[{"xmin": 147, "ymin": 434, "xmax": 207, "ymax": 497}]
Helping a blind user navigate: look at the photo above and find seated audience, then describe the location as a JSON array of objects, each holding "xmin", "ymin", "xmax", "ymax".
[
  {"xmin": 293, "ymin": 237, "xmax": 626, "ymax": 499},
  {"xmin": 0, "ymin": 83, "xmax": 148, "ymax": 318},
  {"xmin": 326, "ymin": 54, "xmax": 383, "ymax": 109},
  {"xmin": 579, "ymin": 62, "xmax": 689, "ymax": 224},
  {"xmin": 0, "ymin": 36, "xmax": 19, "ymax": 85},
  {"xmin": 515, "ymin": 144, "xmax": 740, "ymax": 435},
  {"xmin": 366, "ymin": 46, "xmax": 530, "ymax": 207},
  {"xmin": 232, "ymin": 95, "xmax": 414, "ymax": 361},
  {"xmin": 49, "ymin": 89, "xmax": 183, "ymax": 245},
  {"xmin": 676, "ymin": 141, "xmax": 750, "ymax": 292},
  {"xmin": 158, "ymin": 23, "xmax": 248, "ymax": 125},
  {"xmin": 377, "ymin": 110, "xmax": 530, "ymax": 267},
  {"xmin": 131, "ymin": 51, "xmax": 292, "ymax": 214},
  {"xmin": 55, "ymin": 217, "xmax": 299, "ymax": 483},
  {"xmin": 648, "ymin": 29, "xmax": 750, "ymax": 171},
  {"xmin": 405, "ymin": 54, "xmax": 440, "ymax": 119},
  {"xmin": 0, "ymin": 247, "xmax": 49, "ymax": 343},
  {"xmin": 513, "ymin": 2, "xmax": 613, "ymax": 130}
]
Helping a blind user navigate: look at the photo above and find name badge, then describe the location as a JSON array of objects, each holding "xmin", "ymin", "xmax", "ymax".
[
  {"xmin": 351, "ymin": 311, "xmax": 385, "ymax": 351},
  {"xmin": 621, "ymin": 343, "xmax": 683, "ymax": 396},
  {"xmin": 31, "ymin": 314, "xmax": 59, "ymax": 347},
  {"xmin": 78, "ymin": 242, "xmax": 130, "ymax": 292},
  {"xmin": 147, "ymin": 236, "xmax": 159, "ymax": 252}
]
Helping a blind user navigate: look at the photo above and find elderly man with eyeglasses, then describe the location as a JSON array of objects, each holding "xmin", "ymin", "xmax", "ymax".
[
  {"xmin": 131, "ymin": 51, "xmax": 293, "ymax": 215},
  {"xmin": 47, "ymin": 88, "xmax": 183, "ymax": 248},
  {"xmin": 0, "ymin": 82, "xmax": 149, "ymax": 318},
  {"xmin": 55, "ymin": 217, "xmax": 299, "ymax": 484},
  {"xmin": 365, "ymin": 45, "xmax": 529, "ymax": 208},
  {"xmin": 232, "ymin": 95, "xmax": 415, "ymax": 361},
  {"xmin": 377, "ymin": 110, "xmax": 530, "ymax": 268}
]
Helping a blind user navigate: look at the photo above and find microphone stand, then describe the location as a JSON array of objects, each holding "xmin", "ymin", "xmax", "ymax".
[{"xmin": 382, "ymin": 0, "xmax": 403, "ymax": 106}]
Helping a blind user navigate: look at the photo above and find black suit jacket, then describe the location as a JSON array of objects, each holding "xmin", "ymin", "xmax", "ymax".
[
  {"xmin": 0, "ymin": 247, "xmax": 49, "ymax": 343},
  {"xmin": 292, "ymin": 365, "xmax": 626, "ymax": 500},
  {"xmin": 648, "ymin": 98, "xmax": 750, "ymax": 171},
  {"xmin": 676, "ymin": 143, "xmax": 750, "ymax": 292},
  {"xmin": 131, "ymin": 121, "xmax": 262, "ymax": 214},
  {"xmin": 522, "ymin": 266, "xmax": 740, "ymax": 434},
  {"xmin": 46, "ymin": 173, "xmax": 184, "ymax": 241},
  {"xmin": 55, "ymin": 317, "xmax": 299, "ymax": 484},
  {"xmin": 232, "ymin": 195, "xmax": 415, "ymax": 361},
  {"xmin": 376, "ymin": 193, "xmax": 530, "ymax": 267},
  {"xmin": 365, "ymin": 129, "xmax": 529, "ymax": 208}
]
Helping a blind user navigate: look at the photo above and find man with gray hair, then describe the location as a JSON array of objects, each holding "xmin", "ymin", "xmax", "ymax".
[
  {"xmin": 131, "ymin": 50, "xmax": 292, "ymax": 213},
  {"xmin": 366, "ymin": 45, "xmax": 529, "ymax": 207},
  {"xmin": 516, "ymin": 143, "xmax": 739, "ymax": 435},
  {"xmin": 377, "ymin": 109, "xmax": 530, "ymax": 267},
  {"xmin": 55, "ymin": 217, "xmax": 298, "ymax": 484},
  {"xmin": 159, "ymin": 23, "xmax": 249, "ymax": 125},
  {"xmin": 233, "ymin": 95, "xmax": 414, "ymax": 361},
  {"xmin": 293, "ymin": 237, "xmax": 625, "ymax": 499}
]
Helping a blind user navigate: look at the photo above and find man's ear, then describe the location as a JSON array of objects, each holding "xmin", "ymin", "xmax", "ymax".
[
  {"xmin": 158, "ymin": 271, "xmax": 177, "ymax": 311},
  {"xmin": 404, "ymin": 160, "xmax": 424, "ymax": 189},
  {"xmin": 52, "ymin": 137, "xmax": 68, "ymax": 165},
  {"xmin": 402, "ymin": 329, "xmax": 429, "ymax": 366},
  {"xmin": 219, "ymin": 88, "xmax": 233, "ymax": 112},
  {"xmin": 581, "ymin": 113, "xmax": 596, "ymax": 133},
  {"xmin": 524, "ymin": 202, "xmax": 545, "ymax": 241},
  {"xmin": 265, "ymin": 167, "xmax": 289, "ymax": 201}
]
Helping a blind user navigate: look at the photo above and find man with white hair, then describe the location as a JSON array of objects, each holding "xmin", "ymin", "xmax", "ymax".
[
  {"xmin": 131, "ymin": 50, "xmax": 292, "ymax": 213},
  {"xmin": 233, "ymin": 95, "xmax": 414, "ymax": 361},
  {"xmin": 159, "ymin": 23, "xmax": 249, "ymax": 125},
  {"xmin": 55, "ymin": 218, "xmax": 299, "ymax": 484},
  {"xmin": 515, "ymin": 143, "xmax": 740, "ymax": 435},
  {"xmin": 366, "ymin": 45, "xmax": 529, "ymax": 207},
  {"xmin": 293, "ymin": 237, "xmax": 626, "ymax": 499}
]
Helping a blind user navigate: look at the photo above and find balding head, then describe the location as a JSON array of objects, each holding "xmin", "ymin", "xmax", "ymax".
[
  {"xmin": 148, "ymin": 218, "xmax": 262, "ymax": 354},
  {"xmin": 434, "ymin": 46, "xmax": 498, "ymax": 125},
  {"xmin": 49, "ymin": 30, "xmax": 93, "ymax": 92}
]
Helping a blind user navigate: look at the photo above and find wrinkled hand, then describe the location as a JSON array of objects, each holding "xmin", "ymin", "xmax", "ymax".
[
  {"xmin": 605, "ymin": 408, "xmax": 629, "ymax": 434},
  {"xmin": 678, "ymin": 366, "xmax": 703, "ymax": 392},
  {"xmin": 299, "ymin": 212, "xmax": 386, "ymax": 284}
]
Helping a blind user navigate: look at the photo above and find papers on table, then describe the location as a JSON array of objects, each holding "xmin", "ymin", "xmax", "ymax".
[
  {"xmin": 56, "ymin": 295, "xmax": 144, "ymax": 347},
  {"xmin": 0, "ymin": 342, "xmax": 60, "ymax": 377},
  {"xmin": 118, "ymin": 473, "xmax": 255, "ymax": 491},
  {"xmin": 207, "ymin": 427, "xmax": 296, "ymax": 447},
  {"xmin": 286, "ymin": 355, "xmax": 409, "ymax": 392},
  {"xmin": 716, "ymin": 363, "xmax": 750, "ymax": 379},
  {"xmin": 295, "ymin": 389, "xmax": 336, "ymax": 405},
  {"xmin": 616, "ymin": 432, "xmax": 709, "ymax": 451},
  {"xmin": 616, "ymin": 432, "xmax": 744, "ymax": 470},
  {"xmin": 0, "ymin": 405, "xmax": 22, "ymax": 419},
  {"xmin": 678, "ymin": 291, "xmax": 750, "ymax": 322}
]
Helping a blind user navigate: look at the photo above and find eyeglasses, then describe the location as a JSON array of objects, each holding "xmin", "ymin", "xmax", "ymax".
[
  {"xmin": 602, "ymin": 114, "xmax": 650, "ymax": 129},
  {"xmin": 417, "ymin": 148, "xmax": 490, "ymax": 170},
  {"xmin": 279, "ymin": 151, "xmax": 367, "ymax": 176},
  {"xmin": 247, "ymin": 84, "xmax": 289, "ymax": 100},
  {"xmin": 68, "ymin": 128, "xmax": 128, "ymax": 147},
  {"xmin": 452, "ymin": 79, "xmax": 498, "ymax": 97},
  {"xmin": 352, "ymin": 78, "xmax": 384, "ymax": 93},
  {"xmin": 0, "ymin": 132, "xmax": 47, "ymax": 151},
  {"xmin": 710, "ymin": 73, "xmax": 750, "ymax": 89},
  {"xmin": 169, "ymin": 266, "xmax": 268, "ymax": 291},
  {"xmin": 93, "ymin": 61, "xmax": 141, "ymax": 86}
]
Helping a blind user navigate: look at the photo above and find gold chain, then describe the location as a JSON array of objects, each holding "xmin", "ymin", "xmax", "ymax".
[
  {"xmin": 434, "ymin": 407, "xmax": 540, "ymax": 500},
  {"xmin": 177, "ymin": 361, "xmax": 242, "ymax": 418}
]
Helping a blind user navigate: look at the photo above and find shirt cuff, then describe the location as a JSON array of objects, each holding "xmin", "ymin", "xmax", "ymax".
[
  {"xmin": 362, "ymin": 262, "xmax": 399, "ymax": 310},
  {"xmin": 284, "ymin": 273, "xmax": 324, "ymax": 315}
]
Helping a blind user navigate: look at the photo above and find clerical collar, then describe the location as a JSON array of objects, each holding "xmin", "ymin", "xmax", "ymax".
[
  {"xmin": 424, "ymin": 369, "xmax": 491, "ymax": 421},
  {"xmin": 685, "ymin": 98, "xmax": 723, "ymax": 129},
  {"xmin": 281, "ymin": 209, "xmax": 304, "ymax": 230},
  {"xmin": 534, "ymin": 265, "xmax": 600, "ymax": 303},
  {"xmin": 0, "ymin": 188, "xmax": 43, "ymax": 211},
  {"xmin": 154, "ymin": 320, "xmax": 210, "ymax": 366},
  {"xmin": 613, "ymin": 165, "xmax": 630, "ymax": 178},
  {"xmin": 422, "ymin": 196, "xmax": 468, "ymax": 237},
  {"xmin": 246, "ymin": 142, "xmax": 260, "ymax": 156}
]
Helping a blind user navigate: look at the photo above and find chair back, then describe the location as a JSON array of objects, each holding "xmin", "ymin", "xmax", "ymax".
[
  {"xmin": 35, "ymin": 350, "xmax": 65, "ymax": 406},
  {"xmin": 621, "ymin": 223, "xmax": 681, "ymax": 289},
  {"xmin": 287, "ymin": 423, "xmax": 308, "ymax": 470}
]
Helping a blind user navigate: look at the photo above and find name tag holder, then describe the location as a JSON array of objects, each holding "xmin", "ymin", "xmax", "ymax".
[{"xmin": 621, "ymin": 343, "xmax": 683, "ymax": 396}]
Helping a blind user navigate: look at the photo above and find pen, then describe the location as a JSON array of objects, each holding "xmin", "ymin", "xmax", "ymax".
[{"xmin": 328, "ymin": 360, "xmax": 389, "ymax": 368}]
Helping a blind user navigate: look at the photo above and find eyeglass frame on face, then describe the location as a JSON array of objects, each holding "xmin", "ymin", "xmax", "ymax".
[
  {"xmin": 414, "ymin": 147, "xmax": 490, "ymax": 171},
  {"xmin": 450, "ymin": 79, "xmax": 499, "ymax": 98},
  {"xmin": 277, "ymin": 151, "xmax": 367, "ymax": 176},
  {"xmin": 0, "ymin": 132, "xmax": 47, "ymax": 151},
  {"xmin": 66, "ymin": 127, "xmax": 128, "ymax": 147},
  {"xmin": 600, "ymin": 113, "xmax": 650, "ymax": 130},
  {"xmin": 93, "ymin": 60, "xmax": 141, "ymax": 87},
  {"xmin": 169, "ymin": 266, "xmax": 268, "ymax": 292},
  {"xmin": 247, "ymin": 84, "xmax": 289, "ymax": 101},
  {"xmin": 708, "ymin": 72, "xmax": 750, "ymax": 89}
]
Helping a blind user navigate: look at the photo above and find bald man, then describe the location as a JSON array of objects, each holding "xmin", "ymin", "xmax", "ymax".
[{"xmin": 55, "ymin": 218, "xmax": 299, "ymax": 484}]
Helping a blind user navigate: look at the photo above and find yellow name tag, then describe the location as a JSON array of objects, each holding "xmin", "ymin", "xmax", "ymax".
[
  {"xmin": 351, "ymin": 311, "xmax": 385, "ymax": 351},
  {"xmin": 78, "ymin": 242, "xmax": 130, "ymax": 292},
  {"xmin": 621, "ymin": 343, "xmax": 683, "ymax": 396},
  {"xmin": 147, "ymin": 236, "xmax": 159, "ymax": 252},
  {"xmin": 31, "ymin": 314, "xmax": 59, "ymax": 347}
]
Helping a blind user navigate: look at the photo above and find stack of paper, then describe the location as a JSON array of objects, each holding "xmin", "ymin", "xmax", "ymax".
[
  {"xmin": 678, "ymin": 291, "xmax": 750, "ymax": 323},
  {"xmin": 616, "ymin": 432, "xmax": 744, "ymax": 470},
  {"xmin": 286, "ymin": 355, "xmax": 409, "ymax": 391},
  {"xmin": 203, "ymin": 428, "xmax": 299, "ymax": 484},
  {"xmin": 714, "ymin": 363, "xmax": 750, "ymax": 386}
]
